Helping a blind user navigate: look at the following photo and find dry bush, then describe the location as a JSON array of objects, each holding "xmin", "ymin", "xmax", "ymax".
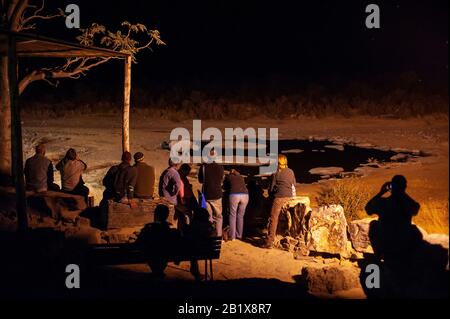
[{"xmin": 316, "ymin": 177, "xmax": 372, "ymax": 221}]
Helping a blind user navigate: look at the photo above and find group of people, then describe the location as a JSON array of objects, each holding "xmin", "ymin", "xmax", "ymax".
[
  {"xmin": 25, "ymin": 144, "xmax": 90, "ymax": 203},
  {"xmin": 25, "ymin": 143, "xmax": 299, "ymax": 249}
]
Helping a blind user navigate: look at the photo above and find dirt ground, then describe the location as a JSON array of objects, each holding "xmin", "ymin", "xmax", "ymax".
[{"xmin": 20, "ymin": 114, "xmax": 448, "ymax": 298}]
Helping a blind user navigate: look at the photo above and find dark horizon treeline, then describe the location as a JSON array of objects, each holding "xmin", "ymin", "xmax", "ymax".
[{"xmin": 20, "ymin": 71, "xmax": 449, "ymax": 120}]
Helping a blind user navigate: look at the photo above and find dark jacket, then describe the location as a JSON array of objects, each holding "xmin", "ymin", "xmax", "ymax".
[
  {"xmin": 136, "ymin": 221, "xmax": 180, "ymax": 258},
  {"xmin": 198, "ymin": 162, "xmax": 224, "ymax": 200},
  {"xmin": 223, "ymin": 172, "xmax": 248, "ymax": 195},
  {"xmin": 269, "ymin": 167, "xmax": 296, "ymax": 198},
  {"xmin": 103, "ymin": 162, "xmax": 137, "ymax": 200},
  {"xmin": 366, "ymin": 193, "xmax": 420, "ymax": 228},
  {"xmin": 134, "ymin": 162, "xmax": 156, "ymax": 199},
  {"xmin": 24, "ymin": 154, "xmax": 54, "ymax": 192},
  {"xmin": 158, "ymin": 167, "xmax": 182, "ymax": 205}
]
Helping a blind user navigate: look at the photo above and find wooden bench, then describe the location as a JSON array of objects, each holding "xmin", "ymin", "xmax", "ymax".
[{"xmin": 87, "ymin": 236, "xmax": 222, "ymax": 280}]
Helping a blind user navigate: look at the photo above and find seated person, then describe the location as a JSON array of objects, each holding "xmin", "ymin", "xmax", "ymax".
[
  {"xmin": 136, "ymin": 204, "xmax": 180, "ymax": 278},
  {"xmin": 24, "ymin": 143, "xmax": 60, "ymax": 193},
  {"xmin": 56, "ymin": 148, "xmax": 89, "ymax": 203},
  {"xmin": 102, "ymin": 151, "xmax": 137, "ymax": 202},
  {"xmin": 182, "ymin": 207, "xmax": 215, "ymax": 281},
  {"xmin": 133, "ymin": 152, "xmax": 155, "ymax": 199}
]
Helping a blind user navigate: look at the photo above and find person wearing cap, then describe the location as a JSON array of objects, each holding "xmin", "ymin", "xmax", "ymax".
[
  {"xmin": 262, "ymin": 154, "xmax": 297, "ymax": 249},
  {"xmin": 158, "ymin": 158, "xmax": 182, "ymax": 205},
  {"xmin": 198, "ymin": 148, "xmax": 225, "ymax": 237},
  {"xmin": 133, "ymin": 152, "xmax": 156, "ymax": 199},
  {"xmin": 24, "ymin": 143, "xmax": 60, "ymax": 193}
]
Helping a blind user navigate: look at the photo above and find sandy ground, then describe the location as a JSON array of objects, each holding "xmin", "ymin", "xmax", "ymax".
[{"xmin": 20, "ymin": 115, "xmax": 448, "ymax": 298}]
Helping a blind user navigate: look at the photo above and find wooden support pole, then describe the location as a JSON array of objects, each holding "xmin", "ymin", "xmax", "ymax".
[
  {"xmin": 8, "ymin": 35, "xmax": 28, "ymax": 232},
  {"xmin": 122, "ymin": 55, "xmax": 132, "ymax": 153}
]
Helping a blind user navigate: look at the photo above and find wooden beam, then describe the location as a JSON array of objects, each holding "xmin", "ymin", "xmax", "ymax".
[
  {"xmin": 122, "ymin": 55, "xmax": 131, "ymax": 153},
  {"xmin": 8, "ymin": 34, "xmax": 28, "ymax": 232}
]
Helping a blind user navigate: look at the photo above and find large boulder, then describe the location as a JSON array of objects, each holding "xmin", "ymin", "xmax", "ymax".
[
  {"xmin": 300, "ymin": 264, "xmax": 362, "ymax": 295},
  {"xmin": 307, "ymin": 205, "xmax": 348, "ymax": 256},
  {"xmin": 27, "ymin": 191, "xmax": 87, "ymax": 223},
  {"xmin": 424, "ymin": 233, "xmax": 449, "ymax": 250},
  {"xmin": 64, "ymin": 225, "xmax": 105, "ymax": 244},
  {"xmin": 348, "ymin": 218, "xmax": 375, "ymax": 254},
  {"xmin": 106, "ymin": 198, "xmax": 175, "ymax": 229}
]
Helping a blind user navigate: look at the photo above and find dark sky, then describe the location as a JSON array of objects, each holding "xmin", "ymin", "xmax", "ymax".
[{"xmin": 21, "ymin": 0, "xmax": 449, "ymax": 97}]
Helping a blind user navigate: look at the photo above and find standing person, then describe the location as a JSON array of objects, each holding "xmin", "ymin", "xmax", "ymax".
[
  {"xmin": 365, "ymin": 175, "xmax": 422, "ymax": 263},
  {"xmin": 133, "ymin": 152, "xmax": 156, "ymax": 199},
  {"xmin": 24, "ymin": 143, "xmax": 59, "ymax": 193},
  {"xmin": 262, "ymin": 154, "xmax": 296, "ymax": 249},
  {"xmin": 56, "ymin": 148, "xmax": 89, "ymax": 203},
  {"xmin": 176, "ymin": 163, "xmax": 198, "ymax": 230},
  {"xmin": 198, "ymin": 149, "xmax": 224, "ymax": 237},
  {"xmin": 102, "ymin": 151, "xmax": 137, "ymax": 202},
  {"xmin": 158, "ymin": 159, "xmax": 182, "ymax": 205},
  {"xmin": 223, "ymin": 169, "xmax": 249, "ymax": 241}
]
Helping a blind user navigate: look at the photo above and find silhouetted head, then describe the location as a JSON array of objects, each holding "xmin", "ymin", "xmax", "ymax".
[
  {"xmin": 193, "ymin": 207, "xmax": 210, "ymax": 223},
  {"xmin": 179, "ymin": 163, "xmax": 191, "ymax": 177},
  {"xmin": 134, "ymin": 152, "xmax": 144, "ymax": 163},
  {"xmin": 154, "ymin": 204, "xmax": 170, "ymax": 222},
  {"xmin": 278, "ymin": 154, "xmax": 288, "ymax": 169},
  {"xmin": 35, "ymin": 144, "xmax": 45, "ymax": 155},
  {"xmin": 391, "ymin": 175, "xmax": 407, "ymax": 193},
  {"xmin": 121, "ymin": 151, "xmax": 132, "ymax": 163},
  {"xmin": 168, "ymin": 158, "xmax": 178, "ymax": 168},
  {"xmin": 65, "ymin": 148, "xmax": 77, "ymax": 161}
]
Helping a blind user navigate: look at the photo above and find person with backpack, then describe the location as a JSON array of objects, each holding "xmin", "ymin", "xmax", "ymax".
[
  {"xmin": 102, "ymin": 151, "xmax": 137, "ymax": 202},
  {"xmin": 158, "ymin": 158, "xmax": 182, "ymax": 205},
  {"xmin": 198, "ymin": 149, "xmax": 224, "ymax": 237}
]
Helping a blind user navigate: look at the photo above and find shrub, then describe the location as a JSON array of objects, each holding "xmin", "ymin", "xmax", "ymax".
[{"xmin": 316, "ymin": 177, "xmax": 372, "ymax": 221}]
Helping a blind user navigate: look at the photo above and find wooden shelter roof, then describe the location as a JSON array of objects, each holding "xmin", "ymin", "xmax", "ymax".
[{"xmin": 0, "ymin": 30, "xmax": 129, "ymax": 58}]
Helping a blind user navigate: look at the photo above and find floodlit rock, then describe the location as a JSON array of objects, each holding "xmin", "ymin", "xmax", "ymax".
[
  {"xmin": 64, "ymin": 225, "xmax": 104, "ymax": 244},
  {"xmin": 281, "ymin": 149, "xmax": 304, "ymax": 154},
  {"xmin": 0, "ymin": 213, "xmax": 17, "ymax": 232},
  {"xmin": 301, "ymin": 265, "xmax": 361, "ymax": 295},
  {"xmin": 390, "ymin": 153, "xmax": 409, "ymax": 162},
  {"xmin": 424, "ymin": 233, "xmax": 449, "ymax": 249},
  {"xmin": 27, "ymin": 191, "xmax": 86, "ymax": 222},
  {"xmin": 348, "ymin": 218, "xmax": 375, "ymax": 253},
  {"xmin": 307, "ymin": 205, "xmax": 348, "ymax": 256},
  {"xmin": 324, "ymin": 145, "xmax": 345, "ymax": 151},
  {"xmin": 76, "ymin": 216, "xmax": 91, "ymax": 227},
  {"xmin": 355, "ymin": 143, "xmax": 374, "ymax": 149},
  {"xmin": 106, "ymin": 198, "xmax": 175, "ymax": 229},
  {"xmin": 309, "ymin": 167, "xmax": 344, "ymax": 176}
]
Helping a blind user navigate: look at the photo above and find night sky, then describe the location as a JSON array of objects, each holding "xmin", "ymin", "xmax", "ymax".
[{"xmin": 21, "ymin": 0, "xmax": 449, "ymax": 99}]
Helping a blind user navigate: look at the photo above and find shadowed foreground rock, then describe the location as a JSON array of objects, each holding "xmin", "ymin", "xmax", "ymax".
[{"xmin": 300, "ymin": 264, "xmax": 361, "ymax": 296}]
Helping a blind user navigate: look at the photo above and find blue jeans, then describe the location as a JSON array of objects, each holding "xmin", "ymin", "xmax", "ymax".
[{"xmin": 229, "ymin": 194, "xmax": 249, "ymax": 239}]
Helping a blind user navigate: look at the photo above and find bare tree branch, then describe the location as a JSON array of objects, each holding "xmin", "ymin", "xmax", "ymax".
[
  {"xmin": 9, "ymin": 0, "xmax": 28, "ymax": 31},
  {"xmin": 19, "ymin": 57, "xmax": 114, "ymax": 94},
  {"xmin": 16, "ymin": 0, "xmax": 64, "ymax": 32}
]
